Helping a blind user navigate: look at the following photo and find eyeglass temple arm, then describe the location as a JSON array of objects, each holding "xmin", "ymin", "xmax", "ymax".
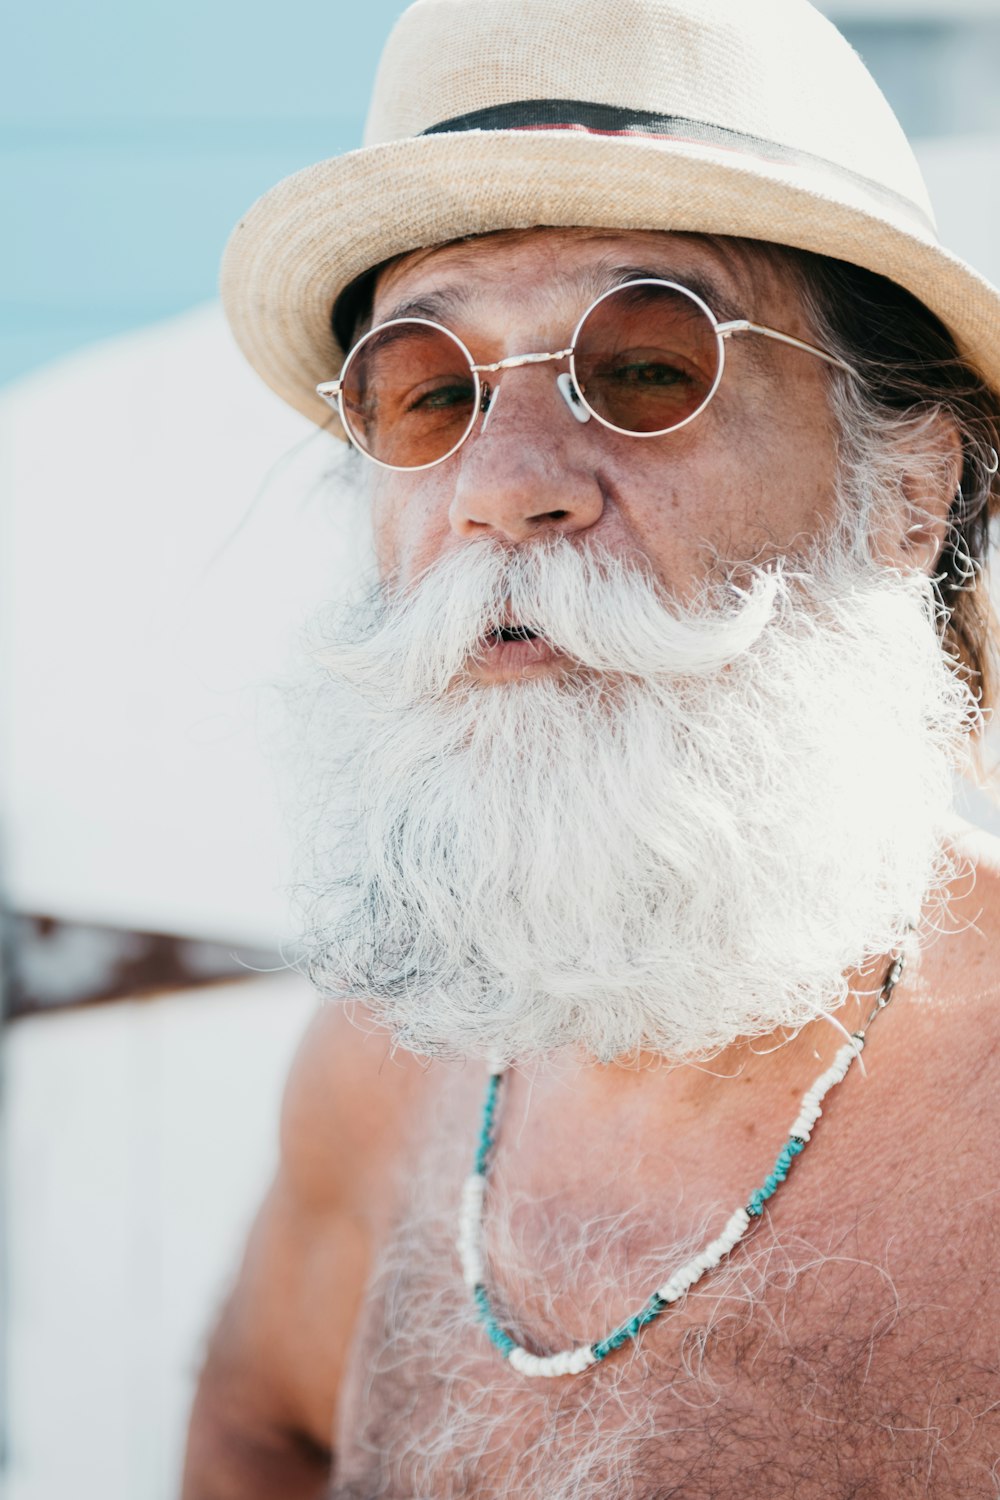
[{"xmin": 716, "ymin": 320, "xmax": 857, "ymax": 377}]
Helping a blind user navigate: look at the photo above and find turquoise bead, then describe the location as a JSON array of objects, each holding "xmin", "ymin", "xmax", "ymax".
[
  {"xmin": 486, "ymin": 1319, "xmax": 516, "ymax": 1355},
  {"xmin": 591, "ymin": 1291, "xmax": 669, "ymax": 1362},
  {"xmin": 474, "ymin": 1073, "xmax": 503, "ymax": 1172},
  {"xmin": 474, "ymin": 1284, "xmax": 517, "ymax": 1354},
  {"xmin": 746, "ymin": 1126, "xmax": 813, "ymax": 1218}
]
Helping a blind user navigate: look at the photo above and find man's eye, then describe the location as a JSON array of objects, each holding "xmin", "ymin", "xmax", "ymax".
[
  {"xmin": 605, "ymin": 359, "xmax": 694, "ymax": 387},
  {"xmin": 405, "ymin": 381, "xmax": 474, "ymax": 413}
]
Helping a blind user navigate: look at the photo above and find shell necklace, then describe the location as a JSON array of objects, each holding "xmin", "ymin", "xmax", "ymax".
[{"xmin": 458, "ymin": 949, "xmax": 905, "ymax": 1378}]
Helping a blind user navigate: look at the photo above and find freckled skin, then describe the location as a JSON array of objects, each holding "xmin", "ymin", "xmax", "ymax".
[{"xmin": 181, "ymin": 229, "xmax": 998, "ymax": 1500}]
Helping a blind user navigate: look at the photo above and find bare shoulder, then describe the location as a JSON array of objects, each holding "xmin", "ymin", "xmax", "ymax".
[
  {"xmin": 947, "ymin": 813, "xmax": 1000, "ymax": 913},
  {"xmin": 280, "ymin": 999, "xmax": 437, "ymax": 1231},
  {"xmin": 830, "ymin": 822, "xmax": 1000, "ymax": 1390},
  {"xmin": 892, "ymin": 817, "xmax": 1000, "ymax": 1129},
  {"xmin": 182, "ymin": 1003, "xmax": 438, "ymax": 1465},
  {"xmin": 922, "ymin": 816, "xmax": 1000, "ymax": 1013}
]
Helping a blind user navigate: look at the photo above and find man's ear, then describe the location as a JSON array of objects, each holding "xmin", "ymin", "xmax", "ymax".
[{"xmin": 879, "ymin": 409, "xmax": 963, "ymax": 575}]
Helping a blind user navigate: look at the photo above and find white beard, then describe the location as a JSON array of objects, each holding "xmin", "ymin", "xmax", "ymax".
[{"xmin": 292, "ymin": 530, "xmax": 978, "ymax": 1065}]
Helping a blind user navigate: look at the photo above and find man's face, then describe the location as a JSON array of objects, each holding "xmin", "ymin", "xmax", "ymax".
[
  {"xmin": 367, "ymin": 227, "xmax": 842, "ymax": 638},
  {"xmin": 298, "ymin": 226, "xmax": 973, "ymax": 1065}
]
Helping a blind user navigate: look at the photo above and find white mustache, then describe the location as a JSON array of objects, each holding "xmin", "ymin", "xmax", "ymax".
[{"xmin": 317, "ymin": 539, "xmax": 782, "ymax": 700}]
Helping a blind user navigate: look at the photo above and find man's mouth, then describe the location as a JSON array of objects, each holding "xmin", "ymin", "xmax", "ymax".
[
  {"xmin": 492, "ymin": 624, "xmax": 540, "ymax": 643},
  {"xmin": 469, "ymin": 623, "xmax": 560, "ymax": 680}
]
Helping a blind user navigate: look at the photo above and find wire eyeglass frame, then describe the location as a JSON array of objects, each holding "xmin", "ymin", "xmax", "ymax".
[{"xmin": 316, "ymin": 278, "xmax": 858, "ymax": 472}]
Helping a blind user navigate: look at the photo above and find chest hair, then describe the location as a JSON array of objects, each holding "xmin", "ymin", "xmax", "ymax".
[{"xmin": 332, "ymin": 1131, "xmax": 999, "ymax": 1500}]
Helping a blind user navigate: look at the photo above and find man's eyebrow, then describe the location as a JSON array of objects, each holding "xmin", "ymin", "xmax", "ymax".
[
  {"xmin": 375, "ymin": 264, "xmax": 745, "ymax": 329},
  {"xmin": 377, "ymin": 284, "xmax": 475, "ymax": 326},
  {"xmin": 604, "ymin": 265, "xmax": 744, "ymax": 323}
]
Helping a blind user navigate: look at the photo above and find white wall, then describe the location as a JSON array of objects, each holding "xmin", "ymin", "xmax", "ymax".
[
  {"xmin": 3, "ymin": 974, "xmax": 317, "ymax": 1500},
  {"xmin": 0, "ymin": 306, "xmax": 374, "ymax": 948}
]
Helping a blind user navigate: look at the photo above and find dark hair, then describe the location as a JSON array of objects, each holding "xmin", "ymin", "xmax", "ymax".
[
  {"xmin": 332, "ymin": 262, "xmax": 388, "ymax": 354},
  {"xmin": 788, "ymin": 249, "xmax": 1000, "ymax": 716}
]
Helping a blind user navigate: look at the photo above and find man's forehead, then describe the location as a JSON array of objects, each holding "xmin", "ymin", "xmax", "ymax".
[{"xmin": 371, "ymin": 227, "xmax": 779, "ymax": 327}]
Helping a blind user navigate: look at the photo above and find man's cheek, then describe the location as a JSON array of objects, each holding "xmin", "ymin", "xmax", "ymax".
[
  {"xmin": 377, "ymin": 497, "xmax": 455, "ymax": 588},
  {"xmin": 371, "ymin": 486, "xmax": 404, "ymax": 578}
]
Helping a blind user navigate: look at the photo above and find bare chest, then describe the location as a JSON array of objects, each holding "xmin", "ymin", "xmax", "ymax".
[{"xmin": 331, "ymin": 1143, "xmax": 998, "ymax": 1499}]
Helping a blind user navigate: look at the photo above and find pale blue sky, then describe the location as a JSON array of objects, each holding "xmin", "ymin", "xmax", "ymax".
[
  {"xmin": 2, "ymin": 1, "xmax": 410, "ymax": 385},
  {"xmin": 4, "ymin": 3, "xmax": 998, "ymax": 388}
]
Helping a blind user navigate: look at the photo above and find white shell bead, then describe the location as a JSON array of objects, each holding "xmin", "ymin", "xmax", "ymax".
[
  {"xmin": 507, "ymin": 1345, "xmax": 592, "ymax": 1378},
  {"xmin": 460, "ymin": 1246, "xmax": 483, "ymax": 1288},
  {"xmin": 725, "ymin": 1207, "xmax": 751, "ymax": 1239},
  {"xmin": 458, "ymin": 1173, "xmax": 488, "ymax": 1286},
  {"xmin": 462, "ymin": 1173, "xmax": 487, "ymax": 1211}
]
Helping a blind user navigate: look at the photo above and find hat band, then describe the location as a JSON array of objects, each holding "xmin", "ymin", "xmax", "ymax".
[{"xmin": 422, "ymin": 99, "xmax": 935, "ymax": 239}]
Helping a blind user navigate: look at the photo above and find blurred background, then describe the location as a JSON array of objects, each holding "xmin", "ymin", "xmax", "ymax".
[{"xmin": 2, "ymin": 2, "xmax": 999, "ymax": 1496}]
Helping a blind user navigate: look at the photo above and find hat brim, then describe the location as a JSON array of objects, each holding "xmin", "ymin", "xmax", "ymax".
[{"xmin": 220, "ymin": 129, "xmax": 1000, "ymax": 430}]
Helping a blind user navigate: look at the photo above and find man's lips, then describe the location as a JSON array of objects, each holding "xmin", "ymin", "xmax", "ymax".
[{"xmin": 470, "ymin": 624, "xmax": 561, "ymax": 678}]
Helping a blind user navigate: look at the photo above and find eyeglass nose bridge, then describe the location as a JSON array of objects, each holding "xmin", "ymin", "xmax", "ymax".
[
  {"xmin": 472, "ymin": 347, "xmax": 584, "ymax": 430},
  {"xmin": 471, "ymin": 347, "xmax": 574, "ymax": 375}
]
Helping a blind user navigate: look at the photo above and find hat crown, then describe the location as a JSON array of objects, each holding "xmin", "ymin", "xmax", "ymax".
[{"xmin": 364, "ymin": 0, "xmax": 933, "ymax": 229}]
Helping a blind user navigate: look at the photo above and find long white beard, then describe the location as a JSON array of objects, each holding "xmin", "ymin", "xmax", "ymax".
[{"xmin": 293, "ymin": 533, "xmax": 978, "ymax": 1065}]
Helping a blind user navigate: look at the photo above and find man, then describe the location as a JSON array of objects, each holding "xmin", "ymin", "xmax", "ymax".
[{"xmin": 183, "ymin": 0, "xmax": 1000, "ymax": 1494}]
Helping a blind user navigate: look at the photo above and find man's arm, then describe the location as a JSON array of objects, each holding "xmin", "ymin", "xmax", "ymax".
[
  {"xmin": 180, "ymin": 1177, "xmax": 360, "ymax": 1497},
  {"xmin": 181, "ymin": 1003, "xmax": 416, "ymax": 1499}
]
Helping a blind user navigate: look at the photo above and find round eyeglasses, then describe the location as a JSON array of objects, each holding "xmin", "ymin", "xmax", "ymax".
[{"xmin": 316, "ymin": 278, "xmax": 856, "ymax": 472}]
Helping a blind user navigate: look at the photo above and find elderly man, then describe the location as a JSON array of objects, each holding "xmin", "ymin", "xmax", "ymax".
[{"xmin": 183, "ymin": 0, "xmax": 1000, "ymax": 1495}]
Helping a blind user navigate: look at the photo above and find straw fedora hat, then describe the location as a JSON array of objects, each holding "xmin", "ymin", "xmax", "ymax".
[{"xmin": 220, "ymin": 0, "xmax": 1000, "ymax": 431}]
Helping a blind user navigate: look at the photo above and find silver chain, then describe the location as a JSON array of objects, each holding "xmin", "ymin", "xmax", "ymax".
[{"xmin": 854, "ymin": 928, "xmax": 911, "ymax": 1042}]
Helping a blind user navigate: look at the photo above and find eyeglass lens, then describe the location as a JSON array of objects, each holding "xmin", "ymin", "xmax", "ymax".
[
  {"xmin": 339, "ymin": 282, "xmax": 723, "ymax": 468},
  {"xmin": 572, "ymin": 282, "xmax": 721, "ymax": 435},
  {"xmin": 340, "ymin": 320, "xmax": 479, "ymax": 469}
]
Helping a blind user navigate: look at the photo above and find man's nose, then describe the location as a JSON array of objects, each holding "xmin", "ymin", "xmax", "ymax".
[{"xmin": 447, "ymin": 371, "xmax": 605, "ymax": 543}]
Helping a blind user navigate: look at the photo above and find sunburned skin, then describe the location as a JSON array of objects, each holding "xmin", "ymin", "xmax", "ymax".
[
  {"xmin": 317, "ymin": 846, "xmax": 1000, "ymax": 1497},
  {"xmin": 332, "ymin": 1122, "xmax": 996, "ymax": 1499},
  {"xmin": 179, "ymin": 228, "xmax": 999, "ymax": 1500}
]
